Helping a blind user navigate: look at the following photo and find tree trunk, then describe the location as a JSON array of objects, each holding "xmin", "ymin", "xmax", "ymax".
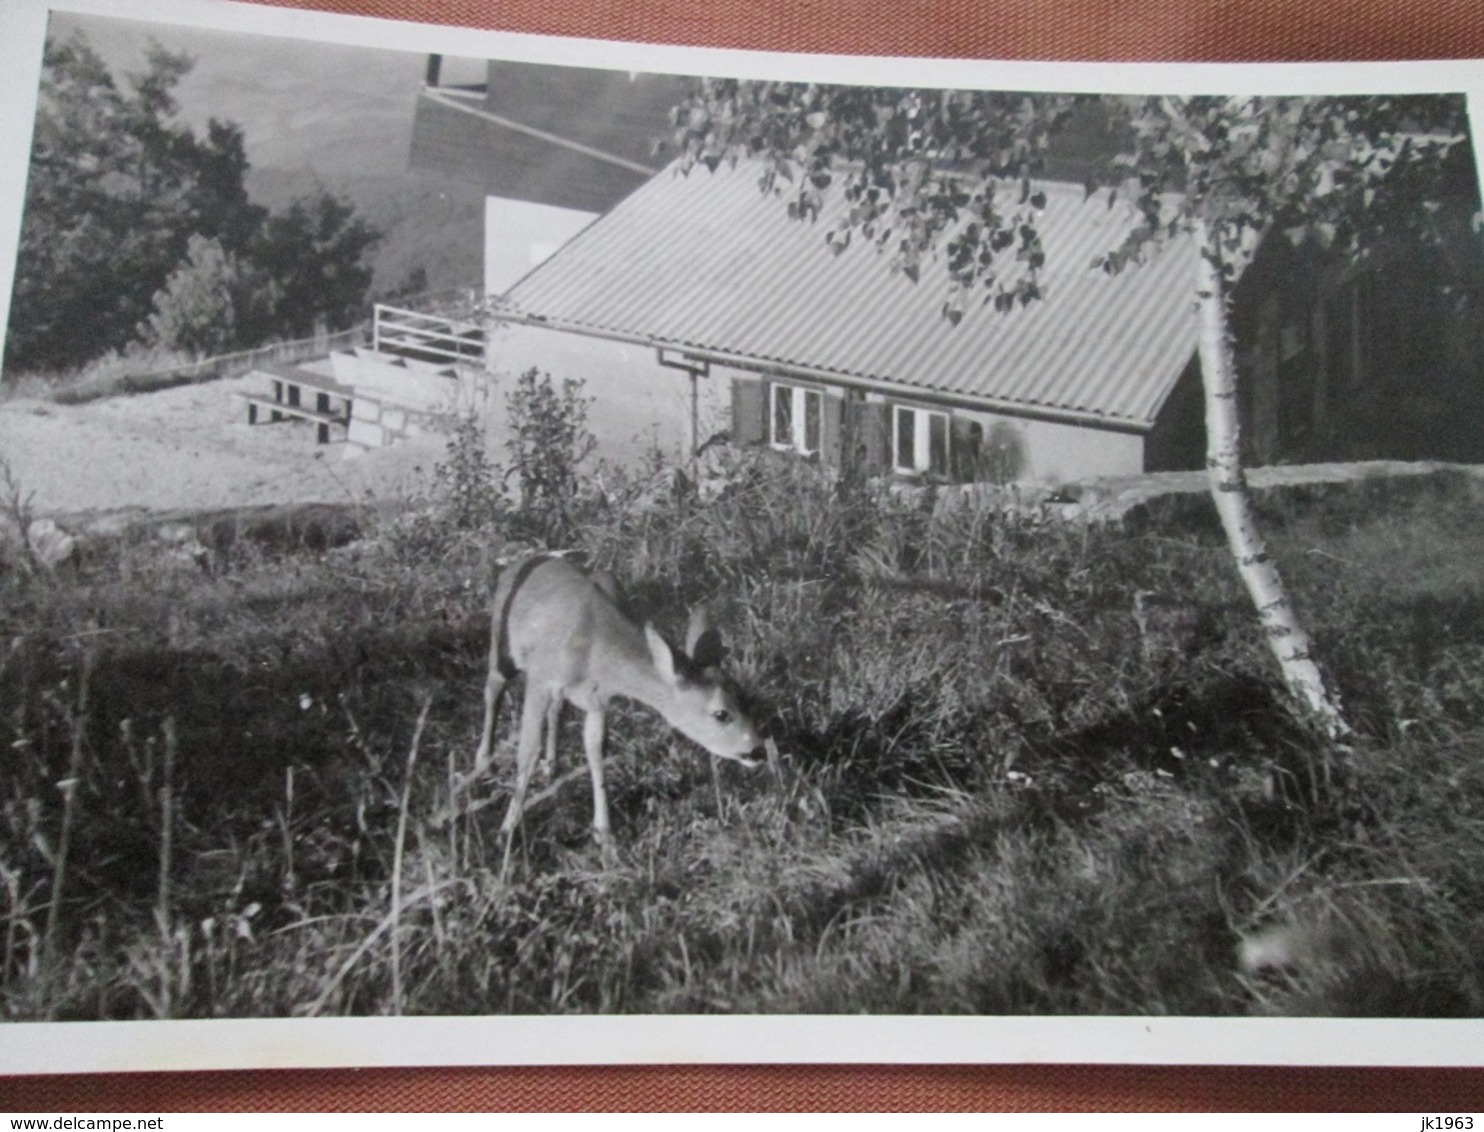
[{"xmin": 1192, "ymin": 221, "xmax": 1348, "ymax": 737}]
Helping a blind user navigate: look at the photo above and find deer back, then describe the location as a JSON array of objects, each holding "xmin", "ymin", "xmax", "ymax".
[{"xmin": 493, "ymin": 554, "xmax": 761, "ymax": 762}]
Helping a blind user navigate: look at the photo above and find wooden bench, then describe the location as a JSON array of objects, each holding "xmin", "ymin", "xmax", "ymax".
[
  {"xmin": 238, "ymin": 364, "xmax": 354, "ymax": 444},
  {"xmin": 239, "ymin": 395, "xmax": 349, "ymax": 443}
]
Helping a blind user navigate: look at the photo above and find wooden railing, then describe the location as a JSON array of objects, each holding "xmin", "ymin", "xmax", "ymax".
[{"xmin": 372, "ymin": 299, "xmax": 486, "ymax": 365}]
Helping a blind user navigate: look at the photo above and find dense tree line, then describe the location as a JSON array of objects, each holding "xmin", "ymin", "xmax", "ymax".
[{"xmin": 4, "ymin": 30, "xmax": 380, "ymax": 375}]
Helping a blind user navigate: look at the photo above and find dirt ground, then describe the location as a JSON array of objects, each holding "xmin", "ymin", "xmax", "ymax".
[
  {"xmin": 4, "ymin": 374, "xmax": 1478, "ymax": 530},
  {"xmin": 0, "ymin": 375, "xmax": 446, "ymax": 522}
]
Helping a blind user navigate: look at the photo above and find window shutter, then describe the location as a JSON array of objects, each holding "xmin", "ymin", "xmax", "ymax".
[
  {"xmin": 820, "ymin": 392, "xmax": 845, "ymax": 467},
  {"xmin": 730, "ymin": 376, "xmax": 767, "ymax": 446},
  {"xmin": 950, "ymin": 418, "xmax": 984, "ymax": 483},
  {"xmin": 846, "ymin": 399, "xmax": 890, "ymax": 474}
]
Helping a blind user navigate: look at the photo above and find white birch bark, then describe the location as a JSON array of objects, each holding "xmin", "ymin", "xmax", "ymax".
[{"xmin": 1193, "ymin": 220, "xmax": 1349, "ymax": 737}]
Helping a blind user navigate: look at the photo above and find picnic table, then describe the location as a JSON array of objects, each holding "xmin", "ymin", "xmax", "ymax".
[{"xmin": 238, "ymin": 363, "xmax": 353, "ymax": 444}]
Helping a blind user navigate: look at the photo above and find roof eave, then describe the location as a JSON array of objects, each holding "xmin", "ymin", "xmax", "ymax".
[{"xmin": 496, "ymin": 312, "xmax": 1159, "ymax": 435}]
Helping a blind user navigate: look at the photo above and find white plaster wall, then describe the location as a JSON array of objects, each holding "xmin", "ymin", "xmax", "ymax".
[
  {"xmin": 487, "ymin": 324, "xmax": 722, "ymax": 471},
  {"xmin": 950, "ymin": 406, "xmax": 1147, "ymax": 483},
  {"xmin": 485, "ymin": 197, "xmax": 599, "ymax": 296}
]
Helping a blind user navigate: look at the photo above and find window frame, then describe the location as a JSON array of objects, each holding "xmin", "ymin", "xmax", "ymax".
[
  {"xmin": 891, "ymin": 402, "xmax": 951, "ymax": 477},
  {"xmin": 769, "ymin": 381, "xmax": 824, "ymax": 457}
]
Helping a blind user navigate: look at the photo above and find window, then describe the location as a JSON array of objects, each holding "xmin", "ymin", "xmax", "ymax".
[
  {"xmin": 892, "ymin": 405, "xmax": 950, "ymax": 477},
  {"xmin": 770, "ymin": 383, "xmax": 822, "ymax": 455}
]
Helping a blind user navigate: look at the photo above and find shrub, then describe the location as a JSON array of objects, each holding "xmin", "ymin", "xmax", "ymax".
[
  {"xmin": 430, "ymin": 410, "xmax": 504, "ymax": 532},
  {"xmin": 138, "ymin": 235, "xmax": 246, "ymax": 358},
  {"xmin": 502, "ymin": 367, "xmax": 597, "ymax": 545}
]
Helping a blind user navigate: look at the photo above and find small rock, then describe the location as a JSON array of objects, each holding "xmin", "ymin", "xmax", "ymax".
[{"xmin": 27, "ymin": 518, "xmax": 77, "ymax": 569}]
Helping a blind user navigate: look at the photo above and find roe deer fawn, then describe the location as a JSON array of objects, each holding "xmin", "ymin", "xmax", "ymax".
[{"xmin": 470, "ymin": 552, "xmax": 761, "ymax": 875}]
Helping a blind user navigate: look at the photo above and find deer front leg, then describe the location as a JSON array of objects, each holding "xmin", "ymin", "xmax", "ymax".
[
  {"xmin": 581, "ymin": 709, "xmax": 613, "ymax": 863},
  {"xmin": 471, "ymin": 645, "xmax": 508, "ymax": 782},
  {"xmin": 499, "ymin": 686, "xmax": 550, "ymax": 882}
]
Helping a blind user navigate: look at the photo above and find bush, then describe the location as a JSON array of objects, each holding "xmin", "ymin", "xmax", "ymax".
[
  {"xmin": 430, "ymin": 410, "xmax": 504, "ymax": 532},
  {"xmin": 138, "ymin": 235, "xmax": 246, "ymax": 358},
  {"xmin": 502, "ymin": 367, "xmax": 597, "ymax": 546}
]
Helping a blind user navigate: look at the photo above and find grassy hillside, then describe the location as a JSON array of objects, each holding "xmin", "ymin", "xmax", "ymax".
[
  {"xmin": 48, "ymin": 13, "xmax": 431, "ymax": 175},
  {"xmin": 3, "ymin": 451, "xmax": 1483, "ymax": 1019},
  {"xmin": 47, "ymin": 12, "xmax": 487, "ymax": 301}
]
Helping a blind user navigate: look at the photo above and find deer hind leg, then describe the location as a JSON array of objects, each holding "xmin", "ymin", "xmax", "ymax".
[
  {"xmin": 581, "ymin": 709, "xmax": 614, "ymax": 863},
  {"xmin": 538, "ymin": 695, "xmax": 562, "ymax": 783},
  {"xmin": 499, "ymin": 683, "xmax": 552, "ymax": 882}
]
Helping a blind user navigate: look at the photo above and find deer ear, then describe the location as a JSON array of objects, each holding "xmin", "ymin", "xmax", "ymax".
[
  {"xmin": 690, "ymin": 627, "xmax": 727, "ymax": 669},
  {"xmin": 685, "ymin": 607, "xmax": 729, "ymax": 669},
  {"xmin": 684, "ymin": 607, "xmax": 711, "ymax": 656},
  {"xmin": 644, "ymin": 624, "xmax": 679, "ymax": 685}
]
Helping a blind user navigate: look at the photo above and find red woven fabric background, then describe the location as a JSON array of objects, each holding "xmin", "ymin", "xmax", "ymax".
[
  {"xmin": 4, "ymin": 0, "xmax": 1484, "ymax": 1112},
  {"xmin": 2, "ymin": 1065, "xmax": 1484, "ymax": 1111},
  {"xmin": 249, "ymin": 0, "xmax": 1484, "ymax": 62}
]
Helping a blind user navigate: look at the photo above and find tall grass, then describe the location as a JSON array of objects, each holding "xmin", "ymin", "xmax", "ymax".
[{"xmin": 1, "ymin": 454, "xmax": 1482, "ymax": 1018}]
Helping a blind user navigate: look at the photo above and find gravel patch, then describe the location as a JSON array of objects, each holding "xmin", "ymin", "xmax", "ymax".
[{"xmin": 0, "ymin": 375, "xmax": 445, "ymax": 521}]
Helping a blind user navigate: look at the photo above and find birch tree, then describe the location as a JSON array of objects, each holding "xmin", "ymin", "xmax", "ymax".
[{"xmin": 671, "ymin": 83, "xmax": 1474, "ymax": 734}]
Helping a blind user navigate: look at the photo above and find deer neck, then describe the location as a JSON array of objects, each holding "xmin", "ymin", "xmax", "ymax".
[{"xmin": 594, "ymin": 612, "xmax": 675, "ymax": 712}]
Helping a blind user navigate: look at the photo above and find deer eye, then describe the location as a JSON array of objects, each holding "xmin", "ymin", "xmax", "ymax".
[{"xmin": 712, "ymin": 709, "xmax": 733, "ymax": 724}]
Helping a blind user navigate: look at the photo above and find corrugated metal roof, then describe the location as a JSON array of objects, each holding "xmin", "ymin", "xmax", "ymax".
[{"xmin": 499, "ymin": 160, "xmax": 1200, "ymax": 429}]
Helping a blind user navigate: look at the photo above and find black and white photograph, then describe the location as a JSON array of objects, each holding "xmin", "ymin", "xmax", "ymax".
[{"xmin": 2, "ymin": 0, "xmax": 1483, "ymax": 1072}]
